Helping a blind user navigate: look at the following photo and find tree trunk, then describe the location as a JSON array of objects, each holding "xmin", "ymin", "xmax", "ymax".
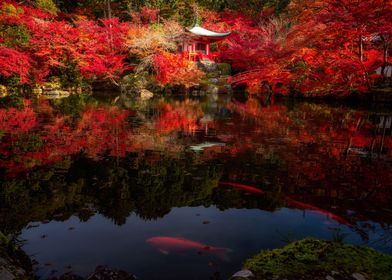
[
  {"xmin": 381, "ymin": 36, "xmax": 389, "ymax": 80},
  {"xmin": 106, "ymin": 0, "xmax": 112, "ymax": 19},
  {"xmin": 359, "ymin": 35, "xmax": 364, "ymax": 61}
]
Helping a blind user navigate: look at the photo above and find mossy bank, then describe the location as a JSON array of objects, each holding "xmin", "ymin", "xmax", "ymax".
[
  {"xmin": 239, "ymin": 238, "xmax": 392, "ymax": 280},
  {"xmin": 0, "ymin": 231, "xmax": 33, "ymax": 280}
]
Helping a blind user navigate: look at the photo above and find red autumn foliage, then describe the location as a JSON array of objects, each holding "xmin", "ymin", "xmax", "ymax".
[
  {"xmin": 76, "ymin": 18, "xmax": 130, "ymax": 79},
  {"xmin": 199, "ymin": 1, "xmax": 391, "ymax": 97},
  {"xmin": 153, "ymin": 51, "xmax": 204, "ymax": 88},
  {"xmin": 0, "ymin": 0, "xmax": 390, "ymax": 95},
  {"xmin": 130, "ymin": 7, "xmax": 159, "ymax": 25},
  {"xmin": 0, "ymin": 47, "xmax": 31, "ymax": 83},
  {"xmin": 0, "ymin": 1, "xmax": 129, "ymax": 83}
]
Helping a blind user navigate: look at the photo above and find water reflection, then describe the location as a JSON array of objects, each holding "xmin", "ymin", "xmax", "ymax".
[{"xmin": 0, "ymin": 93, "xmax": 391, "ymax": 279}]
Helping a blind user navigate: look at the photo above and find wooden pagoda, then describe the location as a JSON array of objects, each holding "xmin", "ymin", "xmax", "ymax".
[{"xmin": 179, "ymin": 24, "xmax": 231, "ymax": 61}]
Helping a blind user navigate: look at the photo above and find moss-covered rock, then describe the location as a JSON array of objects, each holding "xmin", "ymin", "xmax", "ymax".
[
  {"xmin": 42, "ymin": 78, "xmax": 62, "ymax": 91},
  {"xmin": 0, "ymin": 85, "xmax": 7, "ymax": 97},
  {"xmin": 0, "ymin": 231, "xmax": 33, "ymax": 280},
  {"xmin": 243, "ymin": 238, "xmax": 392, "ymax": 280},
  {"xmin": 217, "ymin": 63, "xmax": 231, "ymax": 75}
]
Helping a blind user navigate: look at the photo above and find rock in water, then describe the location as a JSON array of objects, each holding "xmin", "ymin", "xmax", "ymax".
[
  {"xmin": 0, "ymin": 85, "xmax": 7, "ymax": 97},
  {"xmin": 351, "ymin": 273, "xmax": 366, "ymax": 280},
  {"xmin": 0, "ymin": 263, "xmax": 16, "ymax": 280},
  {"xmin": 207, "ymin": 85, "xmax": 219, "ymax": 94},
  {"xmin": 230, "ymin": 269, "xmax": 255, "ymax": 279},
  {"xmin": 139, "ymin": 89, "xmax": 154, "ymax": 100},
  {"xmin": 42, "ymin": 90, "xmax": 70, "ymax": 98},
  {"xmin": 48, "ymin": 266, "xmax": 137, "ymax": 280},
  {"xmin": 87, "ymin": 266, "xmax": 136, "ymax": 280}
]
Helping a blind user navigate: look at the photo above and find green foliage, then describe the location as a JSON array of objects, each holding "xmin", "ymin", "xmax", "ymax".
[
  {"xmin": 0, "ymin": 230, "xmax": 34, "ymax": 279},
  {"xmin": 121, "ymin": 0, "xmax": 226, "ymax": 12},
  {"xmin": 196, "ymin": 0, "xmax": 226, "ymax": 11},
  {"xmin": 274, "ymin": 0, "xmax": 290, "ymax": 14},
  {"xmin": 0, "ymin": 95, "xmax": 25, "ymax": 109},
  {"xmin": 51, "ymin": 93, "xmax": 96, "ymax": 118},
  {"xmin": 0, "ymin": 230, "xmax": 9, "ymax": 248},
  {"xmin": 43, "ymin": 77, "xmax": 62, "ymax": 90},
  {"xmin": 217, "ymin": 63, "xmax": 231, "ymax": 75},
  {"xmin": 244, "ymin": 238, "xmax": 392, "ymax": 279},
  {"xmin": 0, "ymin": 3, "xmax": 24, "ymax": 16},
  {"xmin": 14, "ymin": 134, "xmax": 44, "ymax": 153},
  {"xmin": 0, "ymin": 25, "xmax": 31, "ymax": 48},
  {"xmin": 34, "ymin": 0, "xmax": 58, "ymax": 15}
]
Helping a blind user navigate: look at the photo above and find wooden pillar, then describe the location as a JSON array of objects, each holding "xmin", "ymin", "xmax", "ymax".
[{"xmin": 206, "ymin": 43, "xmax": 210, "ymax": 56}]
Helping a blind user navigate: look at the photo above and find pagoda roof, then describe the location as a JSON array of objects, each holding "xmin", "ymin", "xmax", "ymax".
[{"xmin": 186, "ymin": 24, "xmax": 231, "ymax": 38}]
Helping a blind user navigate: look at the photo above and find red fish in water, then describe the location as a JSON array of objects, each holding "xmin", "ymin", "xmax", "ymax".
[
  {"xmin": 286, "ymin": 197, "xmax": 351, "ymax": 225},
  {"xmin": 146, "ymin": 236, "xmax": 230, "ymax": 260},
  {"xmin": 219, "ymin": 182, "xmax": 264, "ymax": 194}
]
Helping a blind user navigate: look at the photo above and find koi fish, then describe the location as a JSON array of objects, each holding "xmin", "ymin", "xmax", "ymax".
[
  {"xmin": 146, "ymin": 236, "xmax": 230, "ymax": 260},
  {"xmin": 286, "ymin": 197, "xmax": 351, "ymax": 225},
  {"xmin": 219, "ymin": 182, "xmax": 264, "ymax": 194},
  {"xmin": 188, "ymin": 142, "xmax": 225, "ymax": 152}
]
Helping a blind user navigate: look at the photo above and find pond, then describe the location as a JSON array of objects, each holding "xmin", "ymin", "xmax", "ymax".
[{"xmin": 1, "ymin": 93, "xmax": 391, "ymax": 280}]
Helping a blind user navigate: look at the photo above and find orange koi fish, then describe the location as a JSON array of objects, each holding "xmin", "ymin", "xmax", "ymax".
[
  {"xmin": 219, "ymin": 182, "xmax": 264, "ymax": 194},
  {"xmin": 146, "ymin": 236, "xmax": 230, "ymax": 260},
  {"xmin": 286, "ymin": 197, "xmax": 351, "ymax": 225}
]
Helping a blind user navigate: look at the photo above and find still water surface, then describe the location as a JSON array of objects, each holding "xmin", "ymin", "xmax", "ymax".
[{"xmin": 0, "ymin": 93, "xmax": 391, "ymax": 279}]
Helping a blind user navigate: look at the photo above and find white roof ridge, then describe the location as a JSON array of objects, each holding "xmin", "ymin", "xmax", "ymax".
[{"xmin": 186, "ymin": 25, "xmax": 231, "ymax": 37}]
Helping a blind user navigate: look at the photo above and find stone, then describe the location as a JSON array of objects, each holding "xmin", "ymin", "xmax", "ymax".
[
  {"xmin": 200, "ymin": 114, "xmax": 214, "ymax": 124},
  {"xmin": 208, "ymin": 78, "xmax": 219, "ymax": 84},
  {"xmin": 325, "ymin": 275, "xmax": 335, "ymax": 280},
  {"xmin": 198, "ymin": 60, "xmax": 218, "ymax": 72},
  {"xmin": 219, "ymin": 84, "xmax": 233, "ymax": 94},
  {"xmin": 42, "ymin": 90, "xmax": 70, "ymax": 98},
  {"xmin": 230, "ymin": 269, "xmax": 255, "ymax": 279},
  {"xmin": 217, "ymin": 63, "xmax": 231, "ymax": 75},
  {"xmin": 0, "ymin": 265, "xmax": 15, "ymax": 280},
  {"xmin": 0, "ymin": 85, "xmax": 8, "ymax": 97},
  {"xmin": 352, "ymin": 273, "xmax": 366, "ymax": 280},
  {"xmin": 206, "ymin": 85, "xmax": 219, "ymax": 95},
  {"xmin": 139, "ymin": 89, "xmax": 154, "ymax": 100},
  {"xmin": 32, "ymin": 87, "xmax": 43, "ymax": 95},
  {"xmin": 53, "ymin": 272, "xmax": 84, "ymax": 280},
  {"xmin": 50, "ymin": 266, "xmax": 137, "ymax": 280},
  {"xmin": 0, "ymin": 255, "xmax": 29, "ymax": 280},
  {"xmin": 87, "ymin": 265, "xmax": 136, "ymax": 280}
]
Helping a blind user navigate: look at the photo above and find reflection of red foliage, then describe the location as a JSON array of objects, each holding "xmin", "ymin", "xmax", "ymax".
[
  {"xmin": 0, "ymin": 104, "xmax": 37, "ymax": 133},
  {"xmin": 0, "ymin": 103, "xmax": 130, "ymax": 176},
  {"xmin": 0, "ymin": 98, "xmax": 213, "ymax": 176},
  {"xmin": 155, "ymin": 100, "xmax": 204, "ymax": 134},
  {"xmin": 226, "ymin": 99, "xmax": 392, "ymax": 187}
]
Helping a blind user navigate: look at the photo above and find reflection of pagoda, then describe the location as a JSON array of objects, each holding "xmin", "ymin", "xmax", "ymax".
[{"xmin": 179, "ymin": 24, "xmax": 231, "ymax": 61}]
